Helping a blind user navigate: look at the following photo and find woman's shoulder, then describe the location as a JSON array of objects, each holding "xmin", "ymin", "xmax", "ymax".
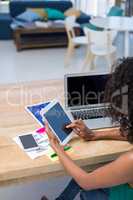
[
  {"xmin": 119, "ymin": 150, "xmax": 133, "ymax": 163},
  {"xmin": 123, "ymin": 150, "xmax": 133, "ymax": 160},
  {"xmin": 123, "ymin": 149, "xmax": 133, "ymax": 160},
  {"xmin": 118, "ymin": 150, "xmax": 133, "ymax": 186}
]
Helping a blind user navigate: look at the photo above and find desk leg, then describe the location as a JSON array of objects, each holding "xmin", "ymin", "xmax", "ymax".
[
  {"xmin": 125, "ymin": 31, "xmax": 129, "ymax": 58},
  {"xmin": 14, "ymin": 31, "xmax": 22, "ymax": 51}
]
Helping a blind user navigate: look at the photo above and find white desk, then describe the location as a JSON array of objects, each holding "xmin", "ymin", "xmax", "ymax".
[{"xmin": 90, "ymin": 16, "xmax": 133, "ymax": 57}]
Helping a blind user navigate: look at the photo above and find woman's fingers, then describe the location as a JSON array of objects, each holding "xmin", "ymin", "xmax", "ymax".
[
  {"xmin": 66, "ymin": 123, "xmax": 76, "ymax": 129},
  {"xmin": 66, "ymin": 120, "xmax": 83, "ymax": 129},
  {"xmin": 66, "ymin": 120, "xmax": 78, "ymax": 128},
  {"xmin": 45, "ymin": 122, "xmax": 55, "ymax": 140},
  {"xmin": 73, "ymin": 128, "xmax": 80, "ymax": 135}
]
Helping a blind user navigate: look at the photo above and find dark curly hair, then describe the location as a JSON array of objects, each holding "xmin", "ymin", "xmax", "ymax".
[{"xmin": 104, "ymin": 57, "xmax": 133, "ymax": 143}]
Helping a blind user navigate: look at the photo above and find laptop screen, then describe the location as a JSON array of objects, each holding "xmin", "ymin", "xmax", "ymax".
[{"xmin": 66, "ymin": 74, "xmax": 109, "ymax": 108}]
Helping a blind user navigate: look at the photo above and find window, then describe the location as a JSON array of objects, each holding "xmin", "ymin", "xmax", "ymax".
[{"xmin": 71, "ymin": 0, "xmax": 115, "ymax": 16}]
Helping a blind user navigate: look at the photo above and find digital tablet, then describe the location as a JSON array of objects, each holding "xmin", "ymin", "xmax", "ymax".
[{"xmin": 41, "ymin": 100, "xmax": 74, "ymax": 145}]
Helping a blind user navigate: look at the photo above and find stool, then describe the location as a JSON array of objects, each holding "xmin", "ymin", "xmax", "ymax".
[{"xmin": 0, "ymin": 13, "xmax": 12, "ymax": 40}]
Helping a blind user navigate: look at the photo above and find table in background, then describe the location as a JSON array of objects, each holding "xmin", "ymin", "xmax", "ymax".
[
  {"xmin": 0, "ymin": 79, "xmax": 132, "ymax": 186},
  {"xmin": 90, "ymin": 16, "xmax": 133, "ymax": 57},
  {"xmin": 13, "ymin": 23, "xmax": 80, "ymax": 51}
]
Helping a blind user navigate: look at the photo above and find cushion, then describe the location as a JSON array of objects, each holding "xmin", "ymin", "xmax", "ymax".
[
  {"xmin": 76, "ymin": 12, "xmax": 91, "ymax": 24},
  {"xmin": 107, "ymin": 6, "xmax": 123, "ymax": 16},
  {"xmin": 64, "ymin": 8, "xmax": 81, "ymax": 18},
  {"xmin": 16, "ymin": 10, "xmax": 42, "ymax": 22},
  {"xmin": 28, "ymin": 8, "xmax": 48, "ymax": 21},
  {"xmin": 44, "ymin": 8, "xmax": 65, "ymax": 20},
  {"xmin": 11, "ymin": 19, "xmax": 28, "ymax": 29},
  {"xmin": 81, "ymin": 23, "xmax": 104, "ymax": 31}
]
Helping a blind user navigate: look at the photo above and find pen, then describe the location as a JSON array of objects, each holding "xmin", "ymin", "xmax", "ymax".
[{"xmin": 51, "ymin": 146, "xmax": 71, "ymax": 158}]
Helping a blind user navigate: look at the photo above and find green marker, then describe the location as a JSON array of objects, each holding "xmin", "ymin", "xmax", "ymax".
[{"xmin": 51, "ymin": 146, "xmax": 71, "ymax": 158}]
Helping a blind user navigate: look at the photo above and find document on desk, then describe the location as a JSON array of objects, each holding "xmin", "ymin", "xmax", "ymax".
[
  {"xmin": 26, "ymin": 101, "xmax": 50, "ymax": 126},
  {"xmin": 13, "ymin": 131, "xmax": 50, "ymax": 159}
]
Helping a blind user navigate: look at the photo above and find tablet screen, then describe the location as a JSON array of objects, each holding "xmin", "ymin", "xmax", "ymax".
[{"xmin": 44, "ymin": 103, "xmax": 72, "ymax": 142}]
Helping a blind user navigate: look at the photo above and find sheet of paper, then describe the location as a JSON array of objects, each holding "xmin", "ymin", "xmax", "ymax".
[
  {"xmin": 13, "ymin": 129, "xmax": 74, "ymax": 160},
  {"xmin": 13, "ymin": 131, "xmax": 50, "ymax": 159},
  {"xmin": 26, "ymin": 101, "xmax": 50, "ymax": 127}
]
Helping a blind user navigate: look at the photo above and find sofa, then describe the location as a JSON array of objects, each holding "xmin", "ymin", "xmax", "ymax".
[
  {"xmin": 0, "ymin": 0, "xmax": 91, "ymax": 40},
  {"xmin": 0, "ymin": 13, "xmax": 12, "ymax": 39}
]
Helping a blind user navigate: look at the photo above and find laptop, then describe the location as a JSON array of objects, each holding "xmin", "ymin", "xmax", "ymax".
[{"xmin": 64, "ymin": 72, "xmax": 118, "ymax": 130}]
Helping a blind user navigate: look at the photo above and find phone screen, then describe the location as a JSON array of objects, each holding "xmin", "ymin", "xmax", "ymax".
[
  {"xmin": 19, "ymin": 134, "xmax": 38, "ymax": 150},
  {"xmin": 44, "ymin": 102, "xmax": 72, "ymax": 142}
]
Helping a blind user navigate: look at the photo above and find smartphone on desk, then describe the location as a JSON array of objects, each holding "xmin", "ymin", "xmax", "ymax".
[{"xmin": 19, "ymin": 134, "xmax": 39, "ymax": 152}]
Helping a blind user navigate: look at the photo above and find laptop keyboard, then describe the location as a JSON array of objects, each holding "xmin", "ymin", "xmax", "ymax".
[{"xmin": 71, "ymin": 107, "xmax": 110, "ymax": 120}]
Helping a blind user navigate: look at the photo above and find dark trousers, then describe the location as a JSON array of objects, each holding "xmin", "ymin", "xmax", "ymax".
[{"xmin": 56, "ymin": 179, "xmax": 109, "ymax": 200}]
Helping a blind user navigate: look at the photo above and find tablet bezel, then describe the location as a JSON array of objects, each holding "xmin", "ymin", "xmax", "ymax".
[{"xmin": 42, "ymin": 100, "xmax": 74, "ymax": 145}]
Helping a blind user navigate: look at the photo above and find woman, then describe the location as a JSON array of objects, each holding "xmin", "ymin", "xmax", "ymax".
[{"xmin": 42, "ymin": 58, "xmax": 133, "ymax": 200}]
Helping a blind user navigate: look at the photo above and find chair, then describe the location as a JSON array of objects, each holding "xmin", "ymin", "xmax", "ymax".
[
  {"xmin": 82, "ymin": 6, "xmax": 123, "ymax": 32},
  {"xmin": 64, "ymin": 16, "xmax": 88, "ymax": 66},
  {"xmin": 107, "ymin": 6, "xmax": 124, "ymax": 17},
  {"xmin": 83, "ymin": 27, "xmax": 117, "ymax": 71}
]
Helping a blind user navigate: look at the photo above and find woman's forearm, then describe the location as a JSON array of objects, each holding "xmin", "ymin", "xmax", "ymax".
[
  {"xmin": 93, "ymin": 129, "xmax": 127, "ymax": 141},
  {"xmin": 56, "ymin": 148, "xmax": 88, "ymax": 189},
  {"xmin": 55, "ymin": 147, "xmax": 133, "ymax": 190},
  {"xmin": 55, "ymin": 129, "xmax": 127, "ymax": 188}
]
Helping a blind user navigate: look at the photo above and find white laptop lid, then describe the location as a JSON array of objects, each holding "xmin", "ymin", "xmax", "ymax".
[{"xmin": 64, "ymin": 72, "xmax": 110, "ymax": 110}]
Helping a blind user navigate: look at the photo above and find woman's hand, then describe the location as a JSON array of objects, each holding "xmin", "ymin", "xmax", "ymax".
[
  {"xmin": 66, "ymin": 119, "xmax": 95, "ymax": 141},
  {"xmin": 45, "ymin": 122, "xmax": 64, "ymax": 153}
]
